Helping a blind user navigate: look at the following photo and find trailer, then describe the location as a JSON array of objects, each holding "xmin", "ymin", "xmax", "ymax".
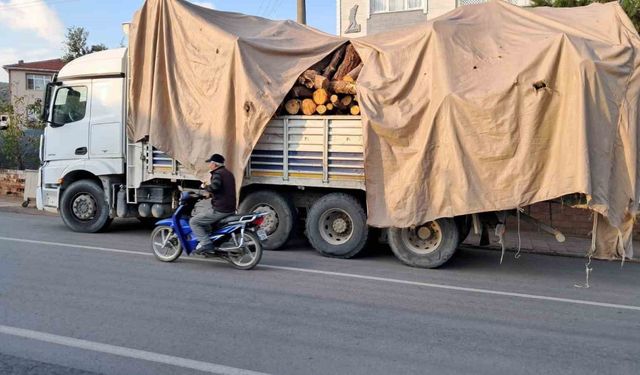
[{"xmin": 36, "ymin": 48, "xmax": 463, "ymax": 268}]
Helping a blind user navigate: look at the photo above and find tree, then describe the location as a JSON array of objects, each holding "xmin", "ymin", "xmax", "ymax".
[
  {"xmin": 530, "ymin": 0, "xmax": 640, "ymax": 32},
  {"xmin": 0, "ymin": 96, "xmax": 44, "ymax": 170},
  {"xmin": 62, "ymin": 26, "xmax": 108, "ymax": 63}
]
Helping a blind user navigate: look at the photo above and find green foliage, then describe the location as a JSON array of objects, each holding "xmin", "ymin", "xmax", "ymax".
[
  {"xmin": 62, "ymin": 26, "xmax": 109, "ymax": 63},
  {"xmin": 0, "ymin": 82, "xmax": 9, "ymax": 107},
  {"xmin": 530, "ymin": 0, "xmax": 640, "ymax": 32},
  {"xmin": 0, "ymin": 96, "xmax": 44, "ymax": 170}
]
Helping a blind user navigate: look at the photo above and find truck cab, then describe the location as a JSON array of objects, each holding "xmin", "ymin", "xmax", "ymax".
[{"xmin": 38, "ymin": 48, "xmax": 127, "ymax": 231}]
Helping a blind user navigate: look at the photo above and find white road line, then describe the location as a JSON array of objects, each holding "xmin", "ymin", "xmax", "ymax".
[
  {"xmin": 0, "ymin": 324, "xmax": 270, "ymax": 375},
  {"xmin": 1, "ymin": 236, "xmax": 640, "ymax": 312}
]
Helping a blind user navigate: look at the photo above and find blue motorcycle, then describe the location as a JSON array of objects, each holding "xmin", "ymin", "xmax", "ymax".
[{"xmin": 150, "ymin": 191, "xmax": 267, "ymax": 270}]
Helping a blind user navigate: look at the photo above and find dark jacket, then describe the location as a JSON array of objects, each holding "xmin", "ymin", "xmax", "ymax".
[{"xmin": 205, "ymin": 166, "xmax": 236, "ymax": 213}]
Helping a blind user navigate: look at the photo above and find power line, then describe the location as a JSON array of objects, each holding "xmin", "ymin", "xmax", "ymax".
[
  {"xmin": 256, "ymin": 0, "xmax": 269, "ymax": 16},
  {"xmin": 260, "ymin": 0, "xmax": 277, "ymax": 17},
  {"xmin": 265, "ymin": 0, "xmax": 284, "ymax": 18}
]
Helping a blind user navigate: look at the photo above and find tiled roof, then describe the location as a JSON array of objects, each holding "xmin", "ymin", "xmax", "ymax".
[{"xmin": 3, "ymin": 58, "xmax": 66, "ymax": 72}]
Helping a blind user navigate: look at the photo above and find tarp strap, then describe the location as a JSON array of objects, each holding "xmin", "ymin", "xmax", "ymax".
[
  {"xmin": 514, "ymin": 207, "xmax": 523, "ymax": 260},
  {"xmin": 496, "ymin": 223, "xmax": 506, "ymax": 265},
  {"xmin": 617, "ymin": 230, "xmax": 625, "ymax": 268},
  {"xmin": 575, "ymin": 214, "xmax": 597, "ymax": 289}
]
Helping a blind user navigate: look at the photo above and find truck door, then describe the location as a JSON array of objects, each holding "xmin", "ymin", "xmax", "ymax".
[
  {"xmin": 89, "ymin": 78, "xmax": 124, "ymax": 159},
  {"xmin": 43, "ymin": 82, "xmax": 91, "ymax": 161}
]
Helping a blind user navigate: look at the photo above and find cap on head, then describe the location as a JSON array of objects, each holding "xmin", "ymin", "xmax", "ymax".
[{"xmin": 205, "ymin": 153, "xmax": 225, "ymax": 164}]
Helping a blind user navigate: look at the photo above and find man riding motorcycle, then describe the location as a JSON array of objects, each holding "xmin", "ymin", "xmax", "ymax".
[{"xmin": 190, "ymin": 153, "xmax": 237, "ymax": 254}]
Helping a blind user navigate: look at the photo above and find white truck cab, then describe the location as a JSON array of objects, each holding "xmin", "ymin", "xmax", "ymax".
[{"xmin": 38, "ymin": 48, "xmax": 127, "ymax": 231}]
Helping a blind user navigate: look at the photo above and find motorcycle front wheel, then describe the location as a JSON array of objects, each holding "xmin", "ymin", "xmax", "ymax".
[
  {"xmin": 151, "ymin": 225, "xmax": 183, "ymax": 262},
  {"xmin": 224, "ymin": 231, "xmax": 263, "ymax": 270}
]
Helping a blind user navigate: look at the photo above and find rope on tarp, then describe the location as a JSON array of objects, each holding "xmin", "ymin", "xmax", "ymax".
[
  {"xmin": 497, "ymin": 222, "xmax": 506, "ymax": 264},
  {"xmin": 574, "ymin": 214, "xmax": 597, "ymax": 289},
  {"xmin": 617, "ymin": 230, "xmax": 626, "ymax": 269},
  {"xmin": 514, "ymin": 207, "xmax": 523, "ymax": 260}
]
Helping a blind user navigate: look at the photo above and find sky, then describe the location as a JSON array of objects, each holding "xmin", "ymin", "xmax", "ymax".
[{"xmin": 0, "ymin": 0, "xmax": 336, "ymax": 82}]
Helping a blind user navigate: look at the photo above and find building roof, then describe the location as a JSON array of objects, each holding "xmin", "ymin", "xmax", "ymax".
[{"xmin": 2, "ymin": 58, "xmax": 66, "ymax": 73}]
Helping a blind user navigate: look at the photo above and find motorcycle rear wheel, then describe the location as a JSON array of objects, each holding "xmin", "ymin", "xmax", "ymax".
[
  {"xmin": 224, "ymin": 231, "xmax": 263, "ymax": 270},
  {"xmin": 151, "ymin": 225, "xmax": 183, "ymax": 262}
]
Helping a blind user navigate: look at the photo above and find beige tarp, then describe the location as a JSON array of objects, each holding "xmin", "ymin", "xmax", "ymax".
[
  {"xmin": 128, "ymin": 0, "xmax": 640, "ymax": 259},
  {"xmin": 127, "ymin": 0, "xmax": 343, "ymax": 181}
]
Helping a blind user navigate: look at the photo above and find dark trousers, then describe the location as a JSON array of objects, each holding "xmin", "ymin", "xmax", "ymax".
[{"xmin": 189, "ymin": 207, "xmax": 232, "ymax": 246}]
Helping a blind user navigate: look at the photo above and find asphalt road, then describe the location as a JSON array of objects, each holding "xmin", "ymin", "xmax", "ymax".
[{"xmin": 0, "ymin": 210, "xmax": 639, "ymax": 375}]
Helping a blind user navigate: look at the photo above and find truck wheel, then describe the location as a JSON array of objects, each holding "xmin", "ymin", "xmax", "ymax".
[
  {"xmin": 455, "ymin": 215, "xmax": 472, "ymax": 246},
  {"xmin": 306, "ymin": 193, "xmax": 368, "ymax": 259},
  {"xmin": 388, "ymin": 218, "xmax": 459, "ymax": 268},
  {"xmin": 60, "ymin": 180, "xmax": 112, "ymax": 233},
  {"xmin": 238, "ymin": 190, "xmax": 295, "ymax": 250}
]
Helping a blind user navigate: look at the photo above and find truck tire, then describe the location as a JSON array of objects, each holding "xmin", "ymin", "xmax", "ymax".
[
  {"xmin": 60, "ymin": 180, "xmax": 112, "ymax": 233},
  {"xmin": 306, "ymin": 193, "xmax": 368, "ymax": 259},
  {"xmin": 387, "ymin": 218, "xmax": 459, "ymax": 268},
  {"xmin": 238, "ymin": 190, "xmax": 295, "ymax": 250}
]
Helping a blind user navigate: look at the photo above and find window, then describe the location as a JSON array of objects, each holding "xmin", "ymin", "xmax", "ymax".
[
  {"xmin": 371, "ymin": 0, "xmax": 423, "ymax": 13},
  {"xmin": 26, "ymin": 74, "xmax": 51, "ymax": 91},
  {"xmin": 51, "ymin": 86, "xmax": 88, "ymax": 126}
]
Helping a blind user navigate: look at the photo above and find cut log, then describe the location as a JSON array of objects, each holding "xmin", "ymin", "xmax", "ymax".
[
  {"xmin": 343, "ymin": 63, "xmax": 363, "ymax": 82},
  {"xmin": 329, "ymin": 80, "xmax": 357, "ymax": 95},
  {"xmin": 290, "ymin": 85, "xmax": 313, "ymax": 98},
  {"xmin": 322, "ymin": 44, "xmax": 347, "ymax": 79},
  {"xmin": 341, "ymin": 95, "xmax": 353, "ymax": 107},
  {"xmin": 334, "ymin": 44, "xmax": 362, "ymax": 81},
  {"xmin": 316, "ymin": 104, "xmax": 327, "ymax": 115},
  {"xmin": 350, "ymin": 104, "xmax": 360, "ymax": 115},
  {"xmin": 314, "ymin": 74, "xmax": 329, "ymax": 90},
  {"xmin": 313, "ymin": 88, "xmax": 329, "ymax": 105},
  {"xmin": 285, "ymin": 99, "xmax": 301, "ymax": 115},
  {"xmin": 301, "ymin": 99, "xmax": 317, "ymax": 116},
  {"xmin": 298, "ymin": 70, "xmax": 319, "ymax": 89},
  {"xmin": 332, "ymin": 95, "xmax": 347, "ymax": 111},
  {"xmin": 326, "ymin": 103, "xmax": 334, "ymax": 111},
  {"xmin": 299, "ymin": 70, "xmax": 330, "ymax": 90}
]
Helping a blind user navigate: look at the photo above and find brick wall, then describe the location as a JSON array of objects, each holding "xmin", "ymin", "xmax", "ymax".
[{"xmin": 0, "ymin": 169, "xmax": 25, "ymax": 196}]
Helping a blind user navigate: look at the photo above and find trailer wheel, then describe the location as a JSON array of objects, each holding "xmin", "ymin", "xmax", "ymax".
[
  {"xmin": 60, "ymin": 180, "xmax": 112, "ymax": 233},
  {"xmin": 306, "ymin": 193, "xmax": 368, "ymax": 259},
  {"xmin": 388, "ymin": 218, "xmax": 459, "ymax": 268},
  {"xmin": 238, "ymin": 190, "xmax": 295, "ymax": 250}
]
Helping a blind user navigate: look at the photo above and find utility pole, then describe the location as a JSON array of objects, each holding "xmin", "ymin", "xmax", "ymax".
[{"xmin": 297, "ymin": 0, "xmax": 306, "ymax": 25}]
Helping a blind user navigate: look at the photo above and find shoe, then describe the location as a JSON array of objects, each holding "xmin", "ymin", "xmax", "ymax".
[{"xmin": 194, "ymin": 243, "xmax": 215, "ymax": 255}]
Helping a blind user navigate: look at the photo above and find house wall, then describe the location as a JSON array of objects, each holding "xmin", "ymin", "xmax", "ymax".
[
  {"xmin": 339, "ymin": 0, "xmax": 368, "ymax": 37},
  {"xmin": 8, "ymin": 70, "xmax": 51, "ymax": 114},
  {"xmin": 429, "ymin": 0, "xmax": 458, "ymax": 19},
  {"xmin": 368, "ymin": 8, "xmax": 428, "ymax": 34},
  {"xmin": 338, "ymin": 0, "xmax": 531, "ymax": 36}
]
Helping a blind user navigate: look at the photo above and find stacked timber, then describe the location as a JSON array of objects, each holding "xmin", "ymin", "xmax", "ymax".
[{"xmin": 280, "ymin": 43, "xmax": 362, "ymax": 116}]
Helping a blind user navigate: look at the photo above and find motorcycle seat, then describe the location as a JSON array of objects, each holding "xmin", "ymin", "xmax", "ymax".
[{"xmin": 217, "ymin": 214, "xmax": 244, "ymax": 225}]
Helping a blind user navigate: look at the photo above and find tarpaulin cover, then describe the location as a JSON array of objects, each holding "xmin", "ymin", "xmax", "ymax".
[
  {"xmin": 127, "ymin": 0, "xmax": 343, "ymax": 180},
  {"xmin": 128, "ymin": 0, "xmax": 640, "ymax": 259}
]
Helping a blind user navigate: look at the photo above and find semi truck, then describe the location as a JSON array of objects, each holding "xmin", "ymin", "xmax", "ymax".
[{"xmin": 37, "ymin": 48, "xmax": 469, "ymax": 268}]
